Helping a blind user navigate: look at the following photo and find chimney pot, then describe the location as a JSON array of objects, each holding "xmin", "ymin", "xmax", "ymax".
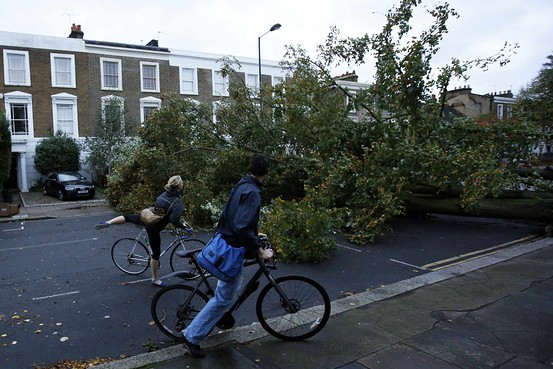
[{"xmin": 69, "ymin": 24, "xmax": 84, "ymax": 39}]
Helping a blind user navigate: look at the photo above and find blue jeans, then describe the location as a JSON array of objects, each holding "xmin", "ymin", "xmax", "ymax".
[{"xmin": 183, "ymin": 269, "xmax": 243, "ymax": 344}]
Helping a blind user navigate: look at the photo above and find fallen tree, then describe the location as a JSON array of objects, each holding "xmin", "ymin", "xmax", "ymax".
[{"xmin": 407, "ymin": 193, "xmax": 553, "ymax": 222}]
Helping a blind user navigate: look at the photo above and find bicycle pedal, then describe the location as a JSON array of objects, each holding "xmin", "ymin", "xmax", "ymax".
[
  {"xmin": 216, "ymin": 312, "xmax": 235, "ymax": 330},
  {"xmin": 178, "ymin": 272, "xmax": 196, "ymax": 279}
]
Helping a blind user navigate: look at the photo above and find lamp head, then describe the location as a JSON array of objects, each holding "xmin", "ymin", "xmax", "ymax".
[{"xmin": 270, "ymin": 23, "xmax": 282, "ymax": 32}]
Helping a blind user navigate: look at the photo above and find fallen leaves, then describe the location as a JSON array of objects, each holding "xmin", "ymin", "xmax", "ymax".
[{"xmin": 34, "ymin": 357, "xmax": 114, "ymax": 369}]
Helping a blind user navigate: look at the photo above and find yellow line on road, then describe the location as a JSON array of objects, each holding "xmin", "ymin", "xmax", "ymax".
[{"xmin": 422, "ymin": 234, "xmax": 540, "ymax": 271}]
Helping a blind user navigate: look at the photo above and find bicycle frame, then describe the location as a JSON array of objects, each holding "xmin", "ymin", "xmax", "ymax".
[
  {"xmin": 152, "ymin": 243, "xmax": 331, "ymax": 341},
  {"xmin": 135, "ymin": 226, "xmax": 194, "ymax": 259},
  {"xmin": 182, "ymin": 252, "xmax": 299, "ymax": 317}
]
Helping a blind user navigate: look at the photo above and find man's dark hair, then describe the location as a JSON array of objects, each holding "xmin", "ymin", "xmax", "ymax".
[{"xmin": 248, "ymin": 153, "xmax": 270, "ymax": 177}]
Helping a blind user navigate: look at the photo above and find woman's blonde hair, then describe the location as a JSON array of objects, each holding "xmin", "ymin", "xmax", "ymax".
[{"xmin": 165, "ymin": 175, "xmax": 183, "ymax": 191}]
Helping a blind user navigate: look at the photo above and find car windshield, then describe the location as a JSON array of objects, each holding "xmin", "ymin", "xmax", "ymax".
[{"xmin": 58, "ymin": 173, "xmax": 83, "ymax": 182}]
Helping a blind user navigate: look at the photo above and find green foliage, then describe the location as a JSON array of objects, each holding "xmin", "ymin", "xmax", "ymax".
[
  {"xmin": 34, "ymin": 131, "xmax": 80, "ymax": 175},
  {"xmin": 0, "ymin": 112, "xmax": 11, "ymax": 185},
  {"xmin": 104, "ymin": 2, "xmax": 543, "ymax": 262},
  {"xmin": 106, "ymin": 94, "xmax": 223, "ymax": 221},
  {"xmin": 84, "ymin": 96, "xmax": 130, "ymax": 181},
  {"xmin": 514, "ymin": 54, "xmax": 553, "ymax": 131},
  {"xmin": 263, "ymin": 190, "xmax": 337, "ymax": 263}
]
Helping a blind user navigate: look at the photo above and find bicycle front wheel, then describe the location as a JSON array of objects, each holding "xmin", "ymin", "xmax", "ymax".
[
  {"xmin": 111, "ymin": 238, "xmax": 150, "ymax": 275},
  {"xmin": 256, "ymin": 275, "xmax": 331, "ymax": 341},
  {"xmin": 169, "ymin": 238, "xmax": 205, "ymax": 280},
  {"xmin": 151, "ymin": 284, "xmax": 209, "ymax": 341}
]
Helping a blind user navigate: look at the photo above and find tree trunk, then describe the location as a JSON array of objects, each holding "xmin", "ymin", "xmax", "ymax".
[
  {"xmin": 410, "ymin": 185, "xmax": 553, "ymax": 200},
  {"xmin": 406, "ymin": 194, "xmax": 553, "ymax": 222}
]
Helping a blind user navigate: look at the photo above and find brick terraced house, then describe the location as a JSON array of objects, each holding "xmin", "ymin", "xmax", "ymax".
[{"xmin": 0, "ymin": 25, "xmax": 286, "ymax": 192}]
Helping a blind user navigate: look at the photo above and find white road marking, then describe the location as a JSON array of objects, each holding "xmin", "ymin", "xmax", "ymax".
[
  {"xmin": 336, "ymin": 243, "xmax": 363, "ymax": 252},
  {"xmin": 32, "ymin": 291, "xmax": 80, "ymax": 301},
  {"xmin": 389, "ymin": 258, "xmax": 427, "ymax": 271},
  {"xmin": 124, "ymin": 278, "xmax": 151, "ymax": 285},
  {"xmin": 1, "ymin": 222, "xmax": 25, "ymax": 232},
  {"xmin": 0, "ymin": 238, "xmax": 98, "ymax": 252}
]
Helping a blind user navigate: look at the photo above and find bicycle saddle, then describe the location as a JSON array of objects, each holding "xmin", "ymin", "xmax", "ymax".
[{"xmin": 175, "ymin": 248, "xmax": 201, "ymax": 258}]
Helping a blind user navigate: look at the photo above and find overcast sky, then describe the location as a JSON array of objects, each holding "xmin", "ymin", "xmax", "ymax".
[{"xmin": 2, "ymin": 0, "xmax": 552, "ymax": 95}]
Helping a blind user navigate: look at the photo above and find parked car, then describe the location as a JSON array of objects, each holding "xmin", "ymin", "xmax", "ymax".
[{"xmin": 43, "ymin": 172, "xmax": 95, "ymax": 200}]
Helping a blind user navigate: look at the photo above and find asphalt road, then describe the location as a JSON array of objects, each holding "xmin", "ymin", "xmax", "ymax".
[{"xmin": 0, "ymin": 213, "xmax": 545, "ymax": 369}]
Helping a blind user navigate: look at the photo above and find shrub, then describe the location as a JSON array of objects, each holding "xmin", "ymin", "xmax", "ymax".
[
  {"xmin": 263, "ymin": 194, "xmax": 337, "ymax": 263},
  {"xmin": 34, "ymin": 131, "xmax": 80, "ymax": 175}
]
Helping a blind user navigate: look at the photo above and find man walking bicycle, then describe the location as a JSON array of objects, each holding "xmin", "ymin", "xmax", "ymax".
[{"xmin": 182, "ymin": 153, "xmax": 273, "ymax": 357}]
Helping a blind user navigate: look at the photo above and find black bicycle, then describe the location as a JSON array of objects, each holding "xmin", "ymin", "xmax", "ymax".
[{"xmin": 150, "ymin": 236, "xmax": 331, "ymax": 341}]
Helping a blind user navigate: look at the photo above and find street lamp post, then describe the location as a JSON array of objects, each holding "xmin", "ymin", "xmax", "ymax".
[{"xmin": 258, "ymin": 23, "xmax": 281, "ymax": 110}]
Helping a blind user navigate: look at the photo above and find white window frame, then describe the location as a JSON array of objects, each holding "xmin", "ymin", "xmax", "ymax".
[
  {"xmin": 51, "ymin": 93, "xmax": 78, "ymax": 137},
  {"xmin": 4, "ymin": 91, "xmax": 34, "ymax": 138},
  {"xmin": 180, "ymin": 67, "xmax": 198, "ymax": 95},
  {"xmin": 346, "ymin": 93, "xmax": 357, "ymax": 113},
  {"xmin": 100, "ymin": 57, "xmax": 122, "ymax": 90},
  {"xmin": 101, "ymin": 95, "xmax": 125, "ymax": 132},
  {"xmin": 3, "ymin": 50, "xmax": 31, "ymax": 86},
  {"xmin": 272, "ymin": 76, "xmax": 284, "ymax": 86},
  {"xmin": 139, "ymin": 96, "xmax": 161, "ymax": 123},
  {"xmin": 246, "ymin": 73, "xmax": 259, "ymax": 94},
  {"xmin": 50, "ymin": 53, "xmax": 76, "ymax": 88},
  {"xmin": 213, "ymin": 71, "xmax": 229, "ymax": 97},
  {"xmin": 140, "ymin": 61, "xmax": 160, "ymax": 93},
  {"xmin": 497, "ymin": 103, "xmax": 504, "ymax": 119},
  {"xmin": 212, "ymin": 101, "xmax": 221, "ymax": 124}
]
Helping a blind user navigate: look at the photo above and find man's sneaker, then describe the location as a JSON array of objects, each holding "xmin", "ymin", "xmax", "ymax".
[
  {"xmin": 94, "ymin": 222, "xmax": 109, "ymax": 230},
  {"xmin": 182, "ymin": 336, "xmax": 206, "ymax": 358}
]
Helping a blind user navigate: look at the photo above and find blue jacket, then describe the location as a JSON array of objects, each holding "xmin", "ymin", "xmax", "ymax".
[{"xmin": 217, "ymin": 175, "xmax": 262, "ymax": 255}]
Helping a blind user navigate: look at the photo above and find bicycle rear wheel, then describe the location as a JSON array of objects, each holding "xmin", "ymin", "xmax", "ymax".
[
  {"xmin": 256, "ymin": 275, "xmax": 331, "ymax": 341},
  {"xmin": 169, "ymin": 238, "xmax": 205, "ymax": 280},
  {"xmin": 151, "ymin": 284, "xmax": 209, "ymax": 341},
  {"xmin": 111, "ymin": 238, "xmax": 150, "ymax": 275}
]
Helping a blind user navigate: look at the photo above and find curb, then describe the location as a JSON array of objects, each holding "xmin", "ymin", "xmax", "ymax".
[
  {"xmin": 89, "ymin": 236, "xmax": 552, "ymax": 369},
  {"xmin": 0, "ymin": 193, "xmax": 113, "ymax": 223}
]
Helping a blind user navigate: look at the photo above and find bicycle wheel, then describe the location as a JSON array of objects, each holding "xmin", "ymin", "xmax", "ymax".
[
  {"xmin": 111, "ymin": 238, "xmax": 150, "ymax": 275},
  {"xmin": 151, "ymin": 284, "xmax": 209, "ymax": 341},
  {"xmin": 256, "ymin": 275, "xmax": 331, "ymax": 341},
  {"xmin": 169, "ymin": 238, "xmax": 205, "ymax": 280}
]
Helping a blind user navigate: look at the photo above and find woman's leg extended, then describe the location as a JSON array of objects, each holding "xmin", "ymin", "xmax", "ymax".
[{"xmin": 94, "ymin": 215, "xmax": 126, "ymax": 230}]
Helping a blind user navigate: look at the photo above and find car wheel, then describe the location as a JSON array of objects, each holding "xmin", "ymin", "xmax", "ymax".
[{"xmin": 57, "ymin": 190, "xmax": 65, "ymax": 201}]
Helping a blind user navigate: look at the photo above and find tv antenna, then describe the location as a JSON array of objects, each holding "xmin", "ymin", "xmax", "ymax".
[{"xmin": 61, "ymin": 12, "xmax": 79, "ymax": 27}]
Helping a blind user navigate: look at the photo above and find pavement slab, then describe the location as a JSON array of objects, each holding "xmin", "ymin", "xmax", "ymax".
[{"xmin": 357, "ymin": 344, "xmax": 460, "ymax": 369}]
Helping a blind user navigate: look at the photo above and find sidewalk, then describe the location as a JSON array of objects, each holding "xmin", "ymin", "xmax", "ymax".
[
  {"xmin": 0, "ymin": 191, "xmax": 114, "ymax": 222},
  {"xmin": 90, "ymin": 238, "xmax": 553, "ymax": 369}
]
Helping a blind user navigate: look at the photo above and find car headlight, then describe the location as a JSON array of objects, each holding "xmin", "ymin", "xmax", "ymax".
[{"xmin": 65, "ymin": 186, "xmax": 75, "ymax": 191}]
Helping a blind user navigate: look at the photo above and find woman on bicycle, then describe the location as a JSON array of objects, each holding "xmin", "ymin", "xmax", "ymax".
[{"xmin": 94, "ymin": 175, "xmax": 187, "ymax": 287}]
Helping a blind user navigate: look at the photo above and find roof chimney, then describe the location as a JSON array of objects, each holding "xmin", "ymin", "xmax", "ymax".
[
  {"xmin": 68, "ymin": 24, "xmax": 84, "ymax": 39},
  {"xmin": 334, "ymin": 70, "xmax": 358, "ymax": 82}
]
